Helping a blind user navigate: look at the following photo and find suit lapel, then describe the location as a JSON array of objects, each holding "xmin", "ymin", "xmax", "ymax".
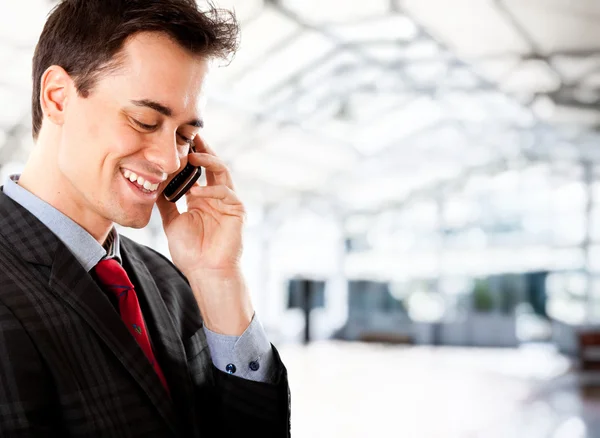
[
  {"xmin": 121, "ymin": 242, "xmax": 196, "ymax": 431},
  {"xmin": 0, "ymin": 190, "xmax": 180, "ymax": 436}
]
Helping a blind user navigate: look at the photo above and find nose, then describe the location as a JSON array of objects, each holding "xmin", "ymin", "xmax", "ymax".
[{"xmin": 144, "ymin": 135, "xmax": 181, "ymax": 175}]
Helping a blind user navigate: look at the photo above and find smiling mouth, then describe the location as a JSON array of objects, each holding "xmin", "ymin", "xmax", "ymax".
[{"xmin": 120, "ymin": 168, "xmax": 161, "ymax": 194}]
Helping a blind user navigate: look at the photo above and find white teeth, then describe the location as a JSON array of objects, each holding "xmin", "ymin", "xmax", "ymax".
[{"xmin": 122, "ymin": 169, "xmax": 159, "ymax": 192}]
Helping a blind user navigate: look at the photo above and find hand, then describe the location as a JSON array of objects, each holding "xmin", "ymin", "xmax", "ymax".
[{"xmin": 156, "ymin": 135, "xmax": 245, "ymax": 278}]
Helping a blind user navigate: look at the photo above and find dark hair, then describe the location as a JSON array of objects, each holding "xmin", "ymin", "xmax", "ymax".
[{"xmin": 31, "ymin": 0, "xmax": 239, "ymax": 139}]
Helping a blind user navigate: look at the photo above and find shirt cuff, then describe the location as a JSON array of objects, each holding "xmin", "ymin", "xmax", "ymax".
[{"xmin": 203, "ymin": 313, "xmax": 276, "ymax": 383}]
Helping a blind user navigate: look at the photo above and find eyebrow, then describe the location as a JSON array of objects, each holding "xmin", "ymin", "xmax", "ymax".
[{"xmin": 130, "ymin": 99, "xmax": 204, "ymax": 128}]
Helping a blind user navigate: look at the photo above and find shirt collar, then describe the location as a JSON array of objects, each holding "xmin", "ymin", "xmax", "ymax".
[
  {"xmin": 103, "ymin": 224, "xmax": 122, "ymax": 264},
  {"xmin": 3, "ymin": 174, "xmax": 122, "ymax": 271}
]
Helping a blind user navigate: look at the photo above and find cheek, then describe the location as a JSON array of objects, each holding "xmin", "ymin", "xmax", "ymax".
[
  {"xmin": 107, "ymin": 126, "xmax": 145, "ymax": 161},
  {"xmin": 58, "ymin": 99, "xmax": 104, "ymax": 171},
  {"xmin": 179, "ymin": 148, "xmax": 190, "ymax": 165},
  {"xmin": 58, "ymin": 118, "xmax": 142, "ymax": 184}
]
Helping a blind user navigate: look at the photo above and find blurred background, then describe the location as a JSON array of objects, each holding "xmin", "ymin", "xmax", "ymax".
[{"xmin": 2, "ymin": 0, "xmax": 600, "ymax": 436}]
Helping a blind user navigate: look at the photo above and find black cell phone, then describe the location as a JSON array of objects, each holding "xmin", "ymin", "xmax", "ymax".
[{"xmin": 162, "ymin": 147, "xmax": 202, "ymax": 203}]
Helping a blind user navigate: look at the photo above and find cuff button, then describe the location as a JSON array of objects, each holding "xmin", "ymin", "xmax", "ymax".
[
  {"xmin": 249, "ymin": 360, "xmax": 260, "ymax": 371},
  {"xmin": 225, "ymin": 363, "xmax": 236, "ymax": 374}
]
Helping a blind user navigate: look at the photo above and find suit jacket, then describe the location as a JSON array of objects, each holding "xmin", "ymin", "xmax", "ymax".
[{"xmin": 0, "ymin": 190, "xmax": 291, "ymax": 437}]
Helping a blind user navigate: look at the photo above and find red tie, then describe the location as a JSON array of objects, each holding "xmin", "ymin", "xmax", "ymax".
[{"xmin": 94, "ymin": 259, "xmax": 170, "ymax": 396}]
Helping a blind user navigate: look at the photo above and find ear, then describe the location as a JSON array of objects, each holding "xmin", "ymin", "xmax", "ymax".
[{"xmin": 39, "ymin": 65, "xmax": 73, "ymax": 126}]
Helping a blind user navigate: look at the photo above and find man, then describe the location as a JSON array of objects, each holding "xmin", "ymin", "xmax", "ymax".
[{"xmin": 0, "ymin": 0, "xmax": 290, "ymax": 436}]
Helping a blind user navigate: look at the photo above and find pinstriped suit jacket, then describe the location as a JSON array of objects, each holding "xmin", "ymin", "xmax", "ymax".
[{"xmin": 0, "ymin": 189, "xmax": 291, "ymax": 437}]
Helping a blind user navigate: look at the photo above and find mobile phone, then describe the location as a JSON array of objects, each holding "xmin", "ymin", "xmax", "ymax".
[{"xmin": 163, "ymin": 147, "xmax": 203, "ymax": 203}]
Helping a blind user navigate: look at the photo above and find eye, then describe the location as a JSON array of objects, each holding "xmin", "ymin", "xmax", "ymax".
[
  {"xmin": 176, "ymin": 134, "xmax": 193, "ymax": 155},
  {"xmin": 177, "ymin": 133, "xmax": 194, "ymax": 149},
  {"xmin": 132, "ymin": 118, "xmax": 158, "ymax": 131}
]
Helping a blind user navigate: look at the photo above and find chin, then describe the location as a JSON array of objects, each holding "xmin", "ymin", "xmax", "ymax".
[
  {"xmin": 121, "ymin": 217, "xmax": 152, "ymax": 229},
  {"xmin": 110, "ymin": 207, "xmax": 153, "ymax": 229}
]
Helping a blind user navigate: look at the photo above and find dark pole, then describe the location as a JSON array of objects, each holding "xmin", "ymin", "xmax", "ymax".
[{"xmin": 302, "ymin": 280, "xmax": 312, "ymax": 344}]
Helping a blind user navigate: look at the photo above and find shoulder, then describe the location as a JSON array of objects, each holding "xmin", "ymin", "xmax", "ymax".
[{"xmin": 0, "ymin": 234, "xmax": 35, "ymax": 284}]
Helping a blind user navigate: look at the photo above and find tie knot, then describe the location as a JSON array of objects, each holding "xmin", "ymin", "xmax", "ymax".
[{"xmin": 94, "ymin": 259, "xmax": 134, "ymax": 296}]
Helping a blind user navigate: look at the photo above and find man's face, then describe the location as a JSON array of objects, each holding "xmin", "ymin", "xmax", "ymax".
[{"xmin": 57, "ymin": 32, "xmax": 208, "ymax": 229}]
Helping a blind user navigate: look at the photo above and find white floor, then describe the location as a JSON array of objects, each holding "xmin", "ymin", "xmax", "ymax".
[{"xmin": 277, "ymin": 341, "xmax": 600, "ymax": 438}]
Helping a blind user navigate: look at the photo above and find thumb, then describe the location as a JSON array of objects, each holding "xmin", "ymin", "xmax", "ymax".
[{"xmin": 155, "ymin": 194, "xmax": 180, "ymax": 229}]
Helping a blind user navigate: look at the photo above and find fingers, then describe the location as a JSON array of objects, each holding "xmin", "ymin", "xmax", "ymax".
[
  {"xmin": 191, "ymin": 136, "xmax": 235, "ymax": 190},
  {"xmin": 193, "ymin": 134, "xmax": 217, "ymax": 156},
  {"xmin": 187, "ymin": 184, "xmax": 245, "ymax": 217},
  {"xmin": 187, "ymin": 184, "xmax": 241, "ymax": 205},
  {"xmin": 187, "ymin": 152, "xmax": 234, "ymax": 189}
]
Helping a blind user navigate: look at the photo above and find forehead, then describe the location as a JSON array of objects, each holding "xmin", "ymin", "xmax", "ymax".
[{"xmin": 110, "ymin": 32, "xmax": 210, "ymax": 111}]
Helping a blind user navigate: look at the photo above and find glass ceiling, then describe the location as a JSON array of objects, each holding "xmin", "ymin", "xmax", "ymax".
[{"xmin": 2, "ymin": 0, "xmax": 600, "ymax": 283}]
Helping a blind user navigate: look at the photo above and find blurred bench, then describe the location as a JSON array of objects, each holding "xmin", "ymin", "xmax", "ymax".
[{"xmin": 358, "ymin": 331, "xmax": 412, "ymax": 344}]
